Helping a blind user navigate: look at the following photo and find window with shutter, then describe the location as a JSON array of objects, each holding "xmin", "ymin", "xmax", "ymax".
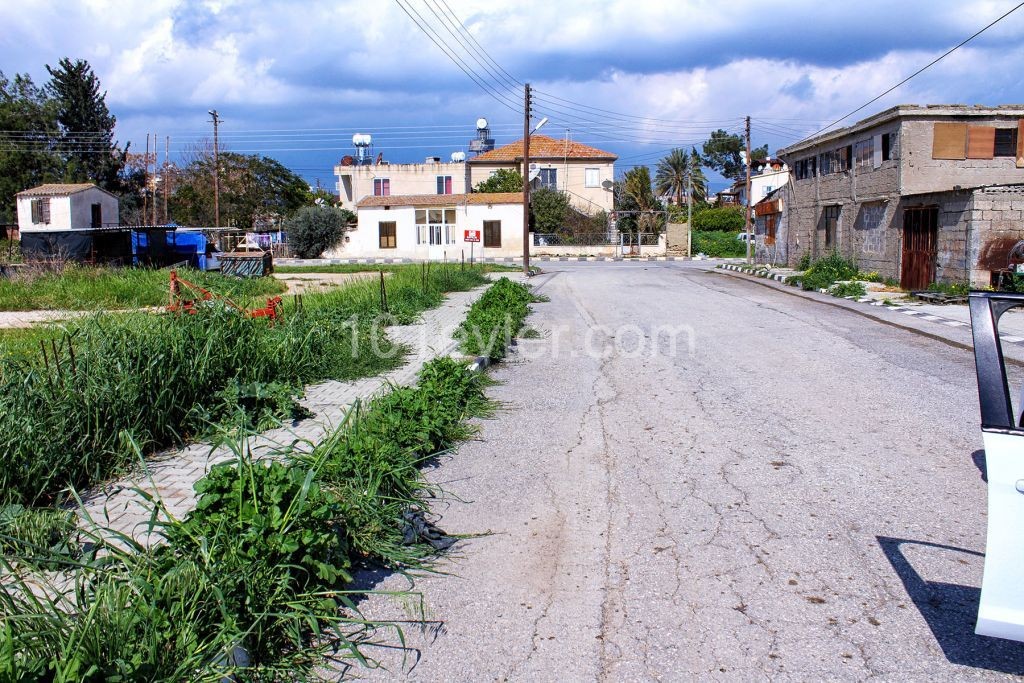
[
  {"xmin": 483, "ymin": 220, "xmax": 501, "ymax": 247},
  {"xmin": 995, "ymin": 128, "xmax": 1018, "ymax": 157},
  {"xmin": 932, "ymin": 123, "xmax": 967, "ymax": 159},
  {"xmin": 967, "ymin": 125, "xmax": 996, "ymax": 159}
]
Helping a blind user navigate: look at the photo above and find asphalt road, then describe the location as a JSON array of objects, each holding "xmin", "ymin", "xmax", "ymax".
[{"xmin": 356, "ymin": 261, "xmax": 1024, "ymax": 681}]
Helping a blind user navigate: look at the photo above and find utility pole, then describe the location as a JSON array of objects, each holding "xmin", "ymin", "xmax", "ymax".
[
  {"xmin": 143, "ymin": 134, "xmax": 150, "ymax": 226},
  {"xmin": 687, "ymin": 170, "xmax": 693, "ymax": 257},
  {"xmin": 209, "ymin": 110, "xmax": 221, "ymax": 228},
  {"xmin": 744, "ymin": 115, "xmax": 753, "ymax": 264},
  {"xmin": 152, "ymin": 131, "xmax": 158, "ymax": 227},
  {"xmin": 163, "ymin": 135, "xmax": 169, "ymax": 224},
  {"xmin": 522, "ymin": 83, "xmax": 531, "ymax": 276}
]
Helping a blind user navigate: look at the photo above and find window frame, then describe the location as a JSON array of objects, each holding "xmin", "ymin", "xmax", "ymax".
[
  {"xmin": 378, "ymin": 221, "xmax": 397, "ymax": 249},
  {"xmin": 436, "ymin": 175, "xmax": 453, "ymax": 195},
  {"xmin": 584, "ymin": 168, "xmax": 600, "ymax": 188},
  {"xmin": 31, "ymin": 198, "xmax": 51, "ymax": 225},
  {"xmin": 373, "ymin": 177, "xmax": 390, "ymax": 197},
  {"xmin": 483, "ymin": 220, "xmax": 501, "ymax": 248},
  {"xmin": 538, "ymin": 167, "xmax": 557, "ymax": 190},
  {"xmin": 415, "ymin": 207, "xmax": 457, "ymax": 245}
]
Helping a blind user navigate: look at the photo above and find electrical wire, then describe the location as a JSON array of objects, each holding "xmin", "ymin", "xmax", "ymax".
[{"xmin": 806, "ymin": 0, "xmax": 1024, "ymax": 138}]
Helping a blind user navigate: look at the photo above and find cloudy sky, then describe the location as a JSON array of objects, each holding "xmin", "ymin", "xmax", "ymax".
[{"xmin": 3, "ymin": 0, "xmax": 1024, "ymax": 191}]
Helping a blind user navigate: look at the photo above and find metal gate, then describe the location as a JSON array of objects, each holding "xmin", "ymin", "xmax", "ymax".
[{"xmin": 901, "ymin": 207, "xmax": 938, "ymax": 290}]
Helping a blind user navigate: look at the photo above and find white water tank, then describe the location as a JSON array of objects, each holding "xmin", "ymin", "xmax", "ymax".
[{"xmin": 451, "ymin": 151, "xmax": 466, "ymax": 163}]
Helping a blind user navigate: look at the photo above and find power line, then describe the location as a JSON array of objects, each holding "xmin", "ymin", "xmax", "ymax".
[
  {"xmin": 807, "ymin": 0, "xmax": 1024, "ymax": 138},
  {"xmin": 393, "ymin": 0, "xmax": 522, "ymax": 115}
]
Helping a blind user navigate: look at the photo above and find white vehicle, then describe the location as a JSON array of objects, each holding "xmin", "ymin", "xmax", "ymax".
[
  {"xmin": 969, "ymin": 291, "xmax": 1024, "ymax": 642},
  {"xmin": 736, "ymin": 232, "xmax": 756, "ymax": 242}
]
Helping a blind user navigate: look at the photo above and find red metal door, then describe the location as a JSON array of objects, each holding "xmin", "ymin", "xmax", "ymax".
[{"xmin": 901, "ymin": 207, "xmax": 938, "ymax": 290}]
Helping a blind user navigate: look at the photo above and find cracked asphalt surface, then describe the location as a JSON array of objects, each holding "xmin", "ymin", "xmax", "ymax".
[{"xmin": 356, "ymin": 260, "xmax": 1024, "ymax": 681}]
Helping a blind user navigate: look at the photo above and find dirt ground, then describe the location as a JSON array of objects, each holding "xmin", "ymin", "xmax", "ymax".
[{"xmin": 272, "ymin": 271, "xmax": 382, "ymax": 294}]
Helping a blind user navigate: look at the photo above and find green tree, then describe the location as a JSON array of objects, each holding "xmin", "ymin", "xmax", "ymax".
[
  {"xmin": 701, "ymin": 129, "xmax": 767, "ymax": 181},
  {"xmin": 529, "ymin": 187, "xmax": 570, "ymax": 233},
  {"xmin": 474, "ymin": 168, "xmax": 523, "ymax": 193},
  {"xmin": 692, "ymin": 205, "xmax": 745, "ymax": 232},
  {"xmin": 0, "ymin": 72, "xmax": 62, "ymax": 222},
  {"xmin": 171, "ymin": 150, "xmax": 310, "ymax": 229},
  {"xmin": 287, "ymin": 205, "xmax": 351, "ymax": 258},
  {"xmin": 45, "ymin": 58, "xmax": 124, "ymax": 189},
  {"xmin": 615, "ymin": 166, "xmax": 665, "ymax": 235},
  {"xmin": 655, "ymin": 147, "xmax": 708, "ymax": 206}
]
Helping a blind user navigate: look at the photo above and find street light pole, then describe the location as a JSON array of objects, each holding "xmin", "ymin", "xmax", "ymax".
[
  {"xmin": 744, "ymin": 115, "xmax": 752, "ymax": 264},
  {"xmin": 522, "ymin": 83, "xmax": 531, "ymax": 276}
]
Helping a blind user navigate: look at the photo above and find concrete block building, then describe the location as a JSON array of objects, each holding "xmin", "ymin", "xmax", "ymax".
[
  {"xmin": 15, "ymin": 183, "xmax": 126, "ymax": 261},
  {"xmin": 773, "ymin": 105, "xmax": 1024, "ymax": 288}
]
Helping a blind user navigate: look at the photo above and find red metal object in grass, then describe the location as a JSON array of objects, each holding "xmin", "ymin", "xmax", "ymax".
[{"xmin": 167, "ymin": 269, "xmax": 283, "ymax": 323}]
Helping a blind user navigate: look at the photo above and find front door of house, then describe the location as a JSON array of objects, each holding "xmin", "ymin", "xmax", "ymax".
[{"xmin": 900, "ymin": 207, "xmax": 938, "ymax": 290}]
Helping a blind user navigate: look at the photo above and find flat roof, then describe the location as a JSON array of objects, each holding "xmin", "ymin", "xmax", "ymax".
[
  {"xmin": 778, "ymin": 104, "xmax": 1024, "ymax": 157},
  {"xmin": 357, "ymin": 192, "xmax": 523, "ymax": 208}
]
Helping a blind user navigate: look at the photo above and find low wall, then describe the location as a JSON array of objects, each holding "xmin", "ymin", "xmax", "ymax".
[{"xmin": 531, "ymin": 235, "xmax": 666, "ymax": 257}]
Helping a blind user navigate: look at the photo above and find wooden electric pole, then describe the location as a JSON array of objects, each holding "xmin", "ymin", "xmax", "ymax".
[
  {"xmin": 744, "ymin": 115, "xmax": 752, "ymax": 264},
  {"xmin": 163, "ymin": 135, "xmax": 169, "ymax": 225},
  {"xmin": 522, "ymin": 83, "xmax": 531, "ymax": 275},
  {"xmin": 152, "ymin": 131, "xmax": 158, "ymax": 227},
  {"xmin": 209, "ymin": 110, "xmax": 221, "ymax": 228},
  {"xmin": 143, "ymin": 133, "xmax": 150, "ymax": 226}
]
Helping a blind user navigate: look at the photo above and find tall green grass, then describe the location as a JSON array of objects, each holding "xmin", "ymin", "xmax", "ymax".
[
  {"xmin": 1, "ymin": 356, "xmax": 498, "ymax": 678},
  {"xmin": 0, "ymin": 266, "xmax": 286, "ymax": 311},
  {"xmin": 0, "ymin": 264, "xmax": 489, "ymax": 507}
]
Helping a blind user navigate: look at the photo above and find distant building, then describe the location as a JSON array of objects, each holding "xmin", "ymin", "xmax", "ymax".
[
  {"xmin": 327, "ymin": 192, "xmax": 524, "ymax": 260},
  {"xmin": 775, "ymin": 105, "xmax": 1024, "ymax": 288},
  {"xmin": 334, "ymin": 131, "xmax": 617, "ymax": 218},
  {"xmin": 467, "ymin": 135, "xmax": 616, "ymax": 215},
  {"xmin": 16, "ymin": 183, "xmax": 127, "ymax": 262}
]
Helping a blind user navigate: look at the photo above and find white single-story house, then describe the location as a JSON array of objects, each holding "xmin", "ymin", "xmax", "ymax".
[
  {"xmin": 16, "ymin": 183, "xmax": 119, "ymax": 233},
  {"xmin": 15, "ymin": 183, "xmax": 125, "ymax": 261},
  {"xmin": 328, "ymin": 192, "xmax": 524, "ymax": 260}
]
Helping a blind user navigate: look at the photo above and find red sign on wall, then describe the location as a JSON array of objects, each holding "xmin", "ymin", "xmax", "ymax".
[{"xmin": 464, "ymin": 229, "xmax": 481, "ymax": 242}]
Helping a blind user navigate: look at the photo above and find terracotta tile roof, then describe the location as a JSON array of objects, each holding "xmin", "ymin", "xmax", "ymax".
[
  {"xmin": 356, "ymin": 192, "xmax": 523, "ymax": 208},
  {"xmin": 17, "ymin": 183, "xmax": 103, "ymax": 197},
  {"xmin": 467, "ymin": 135, "xmax": 617, "ymax": 163}
]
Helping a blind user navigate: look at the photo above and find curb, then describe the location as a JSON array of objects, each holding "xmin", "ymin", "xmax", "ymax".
[
  {"xmin": 468, "ymin": 355, "xmax": 491, "ymax": 373},
  {"xmin": 716, "ymin": 264, "xmax": 1024, "ymax": 349},
  {"xmin": 276, "ymin": 256, "xmax": 682, "ymax": 266}
]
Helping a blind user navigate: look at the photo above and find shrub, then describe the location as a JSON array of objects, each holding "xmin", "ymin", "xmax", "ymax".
[
  {"xmin": 692, "ymin": 206, "xmax": 745, "ymax": 232},
  {"xmin": 830, "ymin": 281, "xmax": 867, "ymax": 298},
  {"xmin": 796, "ymin": 252, "xmax": 812, "ymax": 271},
  {"xmin": 530, "ymin": 187, "xmax": 571, "ymax": 234},
  {"xmin": 287, "ymin": 205, "xmax": 354, "ymax": 258},
  {"xmin": 799, "ymin": 252, "xmax": 859, "ymax": 291},
  {"xmin": 927, "ymin": 280, "xmax": 971, "ymax": 296},
  {"xmin": 692, "ymin": 231, "xmax": 746, "ymax": 258}
]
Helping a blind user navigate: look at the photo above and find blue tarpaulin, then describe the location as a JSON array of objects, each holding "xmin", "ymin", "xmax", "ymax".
[{"xmin": 132, "ymin": 229, "xmax": 207, "ymax": 269}]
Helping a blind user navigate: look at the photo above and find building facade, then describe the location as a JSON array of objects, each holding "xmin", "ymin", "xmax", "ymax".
[
  {"xmin": 466, "ymin": 135, "xmax": 616, "ymax": 215},
  {"xmin": 16, "ymin": 183, "xmax": 125, "ymax": 261},
  {"xmin": 335, "ymin": 158, "xmax": 471, "ymax": 211},
  {"xmin": 774, "ymin": 105, "xmax": 1024, "ymax": 288},
  {"xmin": 327, "ymin": 192, "xmax": 524, "ymax": 260}
]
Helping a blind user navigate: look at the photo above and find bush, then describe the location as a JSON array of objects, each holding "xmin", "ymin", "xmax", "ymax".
[
  {"xmin": 829, "ymin": 281, "xmax": 867, "ymax": 298},
  {"xmin": 927, "ymin": 280, "xmax": 971, "ymax": 296},
  {"xmin": 288, "ymin": 205, "xmax": 353, "ymax": 258},
  {"xmin": 796, "ymin": 252, "xmax": 812, "ymax": 271},
  {"xmin": 799, "ymin": 252, "xmax": 859, "ymax": 291},
  {"xmin": 530, "ymin": 188, "xmax": 571, "ymax": 233},
  {"xmin": 692, "ymin": 206, "xmax": 745, "ymax": 232},
  {"xmin": 693, "ymin": 231, "xmax": 746, "ymax": 257}
]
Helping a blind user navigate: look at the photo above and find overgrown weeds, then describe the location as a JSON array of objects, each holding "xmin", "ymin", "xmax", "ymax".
[
  {"xmin": 796, "ymin": 252, "xmax": 859, "ymax": 291},
  {"xmin": 456, "ymin": 278, "xmax": 537, "ymax": 360},
  {"xmin": 0, "ymin": 264, "xmax": 490, "ymax": 507},
  {"xmin": 0, "ymin": 265, "xmax": 286, "ymax": 311},
  {"xmin": 1, "ymin": 356, "xmax": 498, "ymax": 678}
]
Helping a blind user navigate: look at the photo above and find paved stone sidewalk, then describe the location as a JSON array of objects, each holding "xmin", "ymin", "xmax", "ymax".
[{"xmin": 79, "ymin": 281, "xmax": 508, "ymax": 542}]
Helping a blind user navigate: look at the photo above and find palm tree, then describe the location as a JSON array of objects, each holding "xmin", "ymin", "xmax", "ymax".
[{"xmin": 654, "ymin": 147, "xmax": 708, "ymax": 205}]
